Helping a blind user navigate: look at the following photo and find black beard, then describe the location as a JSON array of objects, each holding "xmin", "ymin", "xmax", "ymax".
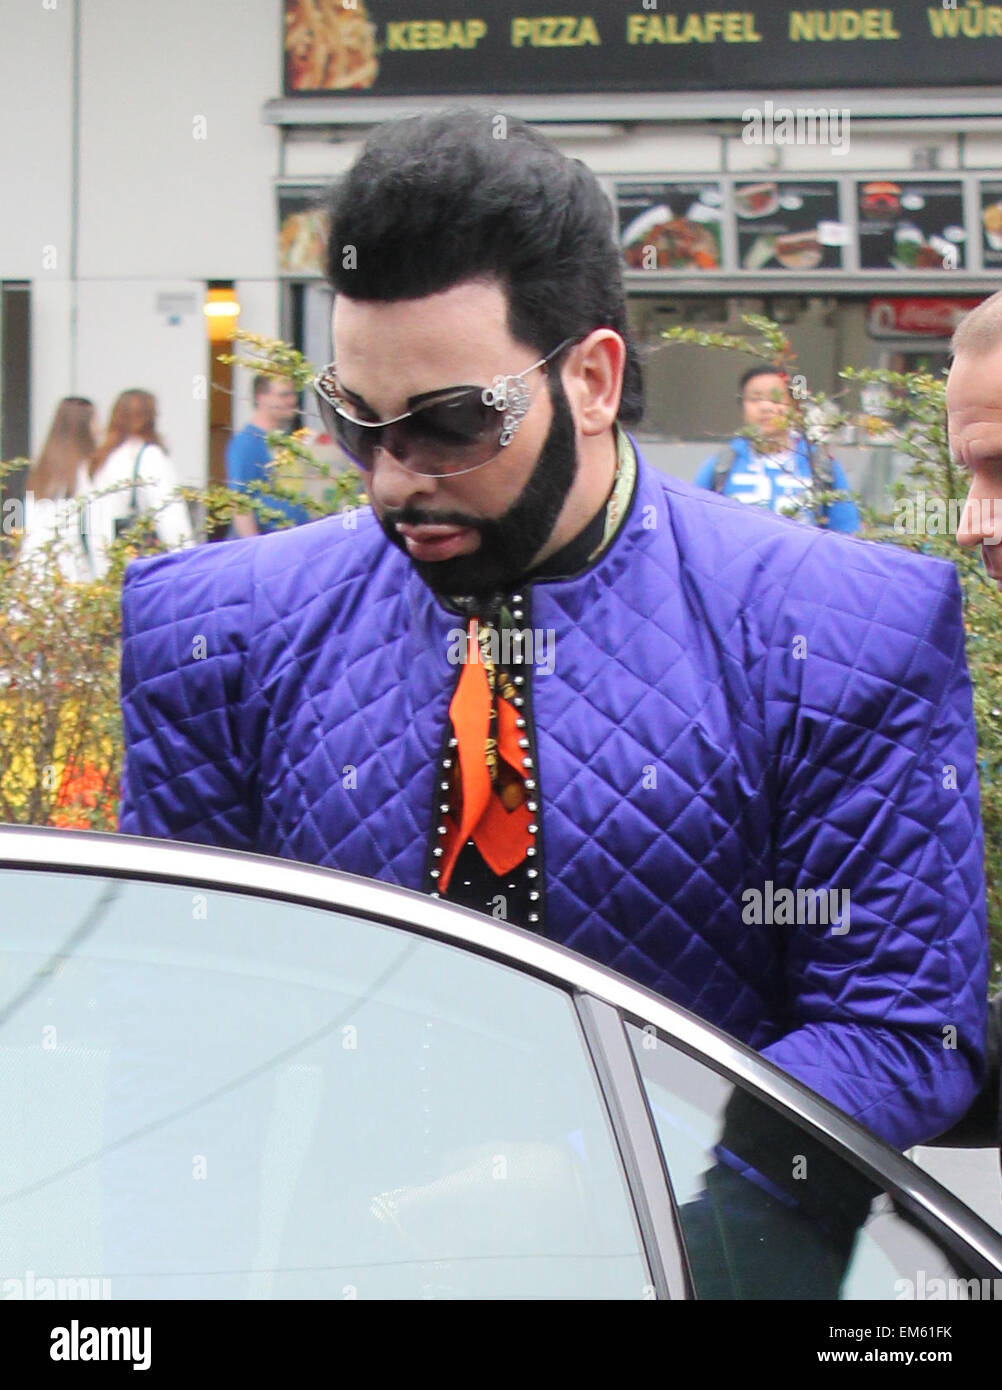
[{"xmin": 376, "ymin": 375, "xmax": 578, "ymax": 600}]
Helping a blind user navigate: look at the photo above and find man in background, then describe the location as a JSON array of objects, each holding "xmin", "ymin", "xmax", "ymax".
[
  {"xmin": 695, "ymin": 364, "xmax": 859, "ymax": 533},
  {"xmin": 226, "ymin": 374, "xmax": 311, "ymax": 536}
]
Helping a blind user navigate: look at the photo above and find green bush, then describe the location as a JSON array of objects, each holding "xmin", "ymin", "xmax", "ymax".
[{"xmin": 0, "ymin": 331, "xmax": 363, "ymax": 830}]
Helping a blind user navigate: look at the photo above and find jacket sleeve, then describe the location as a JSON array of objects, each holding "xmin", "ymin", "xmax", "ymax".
[
  {"xmin": 823, "ymin": 458, "xmax": 861, "ymax": 535},
  {"xmin": 928, "ymin": 989, "xmax": 1002, "ymax": 1146},
  {"xmin": 760, "ymin": 545, "xmax": 987, "ymax": 1150},
  {"xmin": 118, "ymin": 541, "xmax": 264, "ymax": 849}
]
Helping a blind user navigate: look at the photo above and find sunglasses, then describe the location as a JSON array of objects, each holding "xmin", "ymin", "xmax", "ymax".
[{"xmin": 312, "ymin": 337, "xmax": 580, "ymax": 477}]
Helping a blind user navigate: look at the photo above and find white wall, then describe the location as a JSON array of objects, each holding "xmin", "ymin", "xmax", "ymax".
[
  {"xmin": 0, "ymin": 0, "xmax": 74, "ymax": 455},
  {"xmin": 0, "ymin": 0, "xmax": 73, "ymax": 276},
  {"xmin": 2, "ymin": 0, "xmax": 283, "ymax": 474},
  {"xmin": 70, "ymin": 0, "xmax": 282, "ymax": 480},
  {"xmin": 76, "ymin": 0, "xmax": 279, "ymax": 280},
  {"xmin": 74, "ymin": 280, "xmax": 208, "ymax": 487}
]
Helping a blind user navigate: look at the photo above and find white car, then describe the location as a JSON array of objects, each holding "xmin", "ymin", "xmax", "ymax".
[{"xmin": 1, "ymin": 825, "xmax": 1000, "ymax": 1301}]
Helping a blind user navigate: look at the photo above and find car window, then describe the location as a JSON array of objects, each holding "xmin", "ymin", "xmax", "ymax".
[
  {"xmin": 0, "ymin": 869, "xmax": 650, "ymax": 1299},
  {"xmin": 625, "ymin": 1021, "xmax": 982, "ymax": 1300}
]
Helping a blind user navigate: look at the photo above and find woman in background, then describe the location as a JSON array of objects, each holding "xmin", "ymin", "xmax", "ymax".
[
  {"xmin": 18, "ymin": 396, "xmax": 97, "ymax": 582},
  {"xmin": 83, "ymin": 389, "xmax": 193, "ymax": 580}
]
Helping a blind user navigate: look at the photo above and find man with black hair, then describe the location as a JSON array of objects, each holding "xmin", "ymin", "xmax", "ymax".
[
  {"xmin": 120, "ymin": 110, "xmax": 985, "ymax": 1219},
  {"xmin": 694, "ymin": 363, "xmax": 859, "ymax": 532}
]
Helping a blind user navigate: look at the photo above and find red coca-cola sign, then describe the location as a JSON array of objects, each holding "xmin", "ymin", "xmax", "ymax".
[{"xmin": 867, "ymin": 297, "xmax": 984, "ymax": 339}]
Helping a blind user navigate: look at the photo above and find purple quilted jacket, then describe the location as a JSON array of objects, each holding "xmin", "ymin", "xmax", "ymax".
[{"xmin": 120, "ymin": 449, "xmax": 988, "ymax": 1150}]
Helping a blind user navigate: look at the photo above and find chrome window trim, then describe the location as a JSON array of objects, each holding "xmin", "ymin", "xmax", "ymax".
[
  {"xmin": 2, "ymin": 824, "xmax": 1001, "ymax": 1276},
  {"xmin": 575, "ymin": 994, "xmax": 689, "ymax": 1300}
]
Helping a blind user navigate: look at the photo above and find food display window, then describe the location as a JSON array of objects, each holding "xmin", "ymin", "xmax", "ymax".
[{"xmin": 616, "ymin": 172, "xmax": 989, "ymax": 283}]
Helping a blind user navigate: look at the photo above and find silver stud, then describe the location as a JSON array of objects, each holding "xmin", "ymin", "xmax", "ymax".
[
  {"xmin": 526, "ymin": 800, "xmax": 537, "ymax": 812},
  {"xmin": 527, "ymin": 823, "xmax": 538, "ymax": 834},
  {"xmin": 527, "ymin": 868, "xmax": 538, "ymax": 879},
  {"xmin": 430, "ymin": 890, "xmax": 440, "ymax": 898},
  {"xmin": 525, "ymin": 779, "xmax": 536, "ymax": 790},
  {"xmin": 518, "ymin": 737, "xmax": 530, "ymax": 749},
  {"xmin": 514, "ymin": 675, "xmax": 524, "ymax": 686},
  {"xmin": 512, "ymin": 609, "xmax": 523, "ymax": 620},
  {"xmin": 438, "ymin": 825, "xmax": 448, "ymax": 836},
  {"xmin": 528, "ymin": 913, "xmax": 539, "ymax": 924},
  {"xmin": 442, "ymin": 757, "xmax": 452, "ymax": 769},
  {"xmin": 512, "ymin": 594, "xmax": 523, "ymax": 603},
  {"xmin": 439, "ymin": 802, "xmax": 450, "ymax": 813},
  {"xmin": 522, "ymin": 757, "xmax": 533, "ymax": 769},
  {"xmin": 513, "ymin": 697, "xmax": 524, "ymax": 708},
  {"xmin": 430, "ymin": 869, "xmax": 440, "ymax": 879},
  {"xmin": 529, "ymin": 891, "xmax": 540, "ymax": 901},
  {"xmin": 507, "ymin": 882, "xmax": 516, "ymax": 890},
  {"xmin": 467, "ymin": 838, "xmax": 474, "ymax": 846},
  {"xmin": 440, "ymin": 780, "xmax": 450, "ymax": 791},
  {"xmin": 526, "ymin": 846, "xmax": 536, "ymax": 857},
  {"xmin": 448, "ymin": 736, "xmax": 458, "ymax": 749},
  {"xmin": 515, "ymin": 718, "xmax": 526, "ymax": 729},
  {"xmin": 433, "ymin": 846, "xmax": 443, "ymax": 858},
  {"xmin": 463, "ymin": 880, "xmax": 471, "ymax": 887}
]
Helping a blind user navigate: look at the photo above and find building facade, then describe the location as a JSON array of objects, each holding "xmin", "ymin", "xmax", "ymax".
[{"xmin": 3, "ymin": 0, "xmax": 1001, "ymax": 499}]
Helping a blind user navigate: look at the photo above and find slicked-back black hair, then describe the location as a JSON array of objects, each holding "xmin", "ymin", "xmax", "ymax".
[{"xmin": 325, "ymin": 107, "xmax": 644, "ymax": 425}]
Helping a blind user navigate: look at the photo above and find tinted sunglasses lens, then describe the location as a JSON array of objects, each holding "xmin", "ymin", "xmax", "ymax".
[
  {"xmin": 315, "ymin": 379, "xmax": 504, "ymax": 476},
  {"xmin": 335, "ymin": 416, "xmax": 376, "ymax": 471},
  {"xmin": 316, "ymin": 392, "xmax": 376, "ymax": 470},
  {"xmin": 404, "ymin": 393, "xmax": 500, "ymax": 473}
]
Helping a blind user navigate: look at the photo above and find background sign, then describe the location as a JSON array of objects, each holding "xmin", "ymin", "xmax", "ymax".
[
  {"xmin": 283, "ymin": 1, "xmax": 1002, "ymax": 97},
  {"xmin": 866, "ymin": 297, "xmax": 983, "ymax": 339},
  {"xmin": 616, "ymin": 183, "xmax": 722, "ymax": 272},
  {"xmin": 856, "ymin": 180, "xmax": 966, "ymax": 272},
  {"xmin": 734, "ymin": 181, "xmax": 843, "ymax": 272}
]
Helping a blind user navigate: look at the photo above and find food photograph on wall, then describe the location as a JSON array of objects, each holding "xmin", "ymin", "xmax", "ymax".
[
  {"xmin": 284, "ymin": 0, "xmax": 380, "ymax": 91},
  {"xmin": 616, "ymin": 182, "xmax": 722, "ymax": 272},
  {"xmin": 733, "ymin": 180, "xmax": 844, "ymax": 272},
  {"xmin": 856, "ymin": 179, "xmax": 967, "ymax": 271}
]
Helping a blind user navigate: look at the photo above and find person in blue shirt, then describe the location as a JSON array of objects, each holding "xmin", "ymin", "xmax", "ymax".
[
  {"xmin": 226, "ymin": 375, "xmax": 312, "ymax": 536},
  {"xmin": 694, "ymin": 365, "xmax": 860, "ymax": 533}
]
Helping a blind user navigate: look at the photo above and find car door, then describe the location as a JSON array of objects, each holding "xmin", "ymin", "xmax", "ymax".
[
  {"xmin": 1, "ymin": 826, "xmax": 999, "ymax": 1301},
  {"xmin": 0, "ymin": 831, "xmax": 662, "ymax": 1300}
]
